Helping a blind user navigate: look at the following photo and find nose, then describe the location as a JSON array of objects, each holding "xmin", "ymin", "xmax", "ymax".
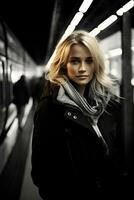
[{"xmin": 78, "ymin": 61, "xmax": 86, "ymax": 71}]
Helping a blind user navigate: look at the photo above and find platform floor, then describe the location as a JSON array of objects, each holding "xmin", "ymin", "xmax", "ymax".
[
  {"xmin": 0, "ymin": 105, "xmax": 43, "ymax": 200},
  {"xmin": 19, "ymin": 135, "xmax": 43, "ymax": 200}
]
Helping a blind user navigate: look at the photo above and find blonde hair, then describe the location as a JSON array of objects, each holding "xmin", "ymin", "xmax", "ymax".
[{"xmin": 46, "ymin": 30, "xmax": 119, "ymax": 99}]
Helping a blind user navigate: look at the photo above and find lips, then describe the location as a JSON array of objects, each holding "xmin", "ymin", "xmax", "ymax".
[{"xmin": 76, "ymin": 75, "xmax": 89, "ymax": 78}]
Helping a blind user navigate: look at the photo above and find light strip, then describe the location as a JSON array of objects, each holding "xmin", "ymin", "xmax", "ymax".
[
  {"xmin": 89, "ymin": 0, "xmax": 134, "ymax": 36},
  {"xmin": 70, "ymin": 12, "xmax": 84, "ymax": 26},
  {"xmin": 89, "ymin": 28, "xmax": 100, "ymax": 36},
  {"xmin": 61, "ymin": 0, "xmax": 93, "ymax": 40},
  {"xmin": 116, "ymin": 8, "xmax": 124, "ymax": 16},
  {"xmin": 63, "ymin": 25, "xmax": 76, "ymax": 39},
  {"xmin": 89, "ymin": 15, "xmax": 118, "ymax": 36},
  {"xmin": 79, "ymin": 0, "xmax": 93, "ymax": 13},
  {"xmin": 98, "ymin": 15, "xmax": 118, "ymax": 31},
  {"xmin": 123, "ymin": 0, "xmax": 134, "ymax": 13},
  {"xmin": 116, "ymin": 0, "xmax": 134, "ymax": 16}
]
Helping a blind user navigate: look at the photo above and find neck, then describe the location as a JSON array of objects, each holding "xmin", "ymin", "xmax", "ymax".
[{"xmin": 67, "ymin": 79, "xmax": 86, "ymax": 96}]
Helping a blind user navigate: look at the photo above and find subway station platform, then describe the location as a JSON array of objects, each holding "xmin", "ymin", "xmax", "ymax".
[
  {"xmin": 0, "ymin": 103, "xmax": 43, "ymax": 200},
  {"xmin": 19, "ymin": 133, "xmax": 42, "ymax": 200}
]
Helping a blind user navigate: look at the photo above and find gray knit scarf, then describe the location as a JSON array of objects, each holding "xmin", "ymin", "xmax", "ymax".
[{"xmin": 57, "ymin": 80, "xmax": 110, "ymax": 155}]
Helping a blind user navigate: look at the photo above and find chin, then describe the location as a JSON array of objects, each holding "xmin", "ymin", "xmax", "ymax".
[{"xmin": 76, "ymin": 81, "xmax": 90, "ymax": 85}]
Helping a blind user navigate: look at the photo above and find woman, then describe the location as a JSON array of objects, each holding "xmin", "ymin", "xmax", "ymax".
[{"xmin": 31, "ymin": 30, "xmax": 124, "ymax": 200}]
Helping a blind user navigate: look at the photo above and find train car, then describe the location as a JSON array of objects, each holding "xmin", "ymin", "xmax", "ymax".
[
  {"xmin": 0, "ymin": 18, "xmax": 38, "ymax": 175},
  {"xmin": 99, "ymin": 30, "xmax": 134, "ymax": 99}
]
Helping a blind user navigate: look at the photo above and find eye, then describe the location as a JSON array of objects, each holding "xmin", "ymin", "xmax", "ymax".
[
  {"xmin": 69, "ymin": 59, "xmax": 80, "ymax": 65},
  {"xmin": 86, "ymin": 57, "xmax": 93, "ymax": 64}
]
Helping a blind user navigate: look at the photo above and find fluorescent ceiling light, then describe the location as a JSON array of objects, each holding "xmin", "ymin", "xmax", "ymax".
[
  {"xmin": 98, "ymin": 15, "xmax": 118, "ymax": 30},
  {"xmin": 63, "ymin": 25, "xmax": 76, "ymax": 39},
  {"xmin": 89, "ymin": 28, "xmax": 100, "ymax": 36},
  {"xmin": 70, "ymin": 12, "xmax": 84, "ymax": 26},
  {"xmin": 123, "ymin": 0, "xmax": 134, "ymax": 13},
  {"xmin": 79, "ymin": 0, "xmax": 93, "ymax": 13},
  {"xmin": 116, "ymin": 0, "xmax": 134, "ymax": 16},
  {"xmin": 116, "ymin": 8, "xmax": 124, "ymax": 16}
]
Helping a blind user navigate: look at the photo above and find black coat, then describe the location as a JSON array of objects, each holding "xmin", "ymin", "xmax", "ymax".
[{"xmin": 31, "ymin": 82, "xmax": 124, "ymax": 200}]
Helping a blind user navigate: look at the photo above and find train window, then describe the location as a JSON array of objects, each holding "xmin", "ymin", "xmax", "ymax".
[
  {"xmin": 0, "ymin": 60, "xmax": 6, "ymax": 136},
  {"xmin": 0, "ymin": 23, "xmax": 4, "ymax": 40},
  {"xmin": 7, "ymin": 32, "xmax": 23, "ymax": 63},
  {"xmin": 100, "ymin": 31, "xmax": 122, "ymax": 82},
  {"xmin": 132, "ymin": 29, "xmax": 134, "ymax": 82},
  {"xmin": 6, "ymin": 63, "xmax": 13, "ymax": 104},
  {"xmin": 0, "ymin": 61, "xmax": 4, "ymax": 104},
  {"xmin": 0, "ymin": 39, "xmax": 5, "ymax": 55},
  {"xmin": 8, "ymin": 47, "xmax": 18, "ymax": 61},
  {"xmin": 100, "ymin": 31, "xmax": 122, "ymax": 96}
]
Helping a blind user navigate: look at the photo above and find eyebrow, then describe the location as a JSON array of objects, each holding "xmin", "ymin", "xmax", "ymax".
[{"xmin": 69, "ymin": 56, "xmax": 92, "ymax": 59}]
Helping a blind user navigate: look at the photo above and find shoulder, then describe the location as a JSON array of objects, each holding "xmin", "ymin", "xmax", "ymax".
[
  {"xmin": 34, "ymin": 80, "xmax": 60, "ymax": 121},
  {"xmin": 41, "ymin": 80, "xmax": 60, "ymax": 99},
  {"xmin": 107, "ymin": 99, "xmax": 122, "ymax": 109},
  {"xmin": 106, "ymin": 99, "xmax": 123, "ymax": 119}
]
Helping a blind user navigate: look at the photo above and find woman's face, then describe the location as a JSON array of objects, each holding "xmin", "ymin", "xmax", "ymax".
[{"xmin": 66, "ymin": 44, "xmax": 94, "ymax": 86}]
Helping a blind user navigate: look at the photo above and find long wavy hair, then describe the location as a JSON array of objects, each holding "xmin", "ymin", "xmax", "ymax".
[{"xmin": 46, "ymin": 30, "xmax": 119, "ymax": 101}]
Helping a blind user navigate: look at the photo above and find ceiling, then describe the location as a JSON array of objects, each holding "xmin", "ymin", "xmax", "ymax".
[{"xmin": 1, "ymin": 0, "xmax": 132, "ymax": 65}]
